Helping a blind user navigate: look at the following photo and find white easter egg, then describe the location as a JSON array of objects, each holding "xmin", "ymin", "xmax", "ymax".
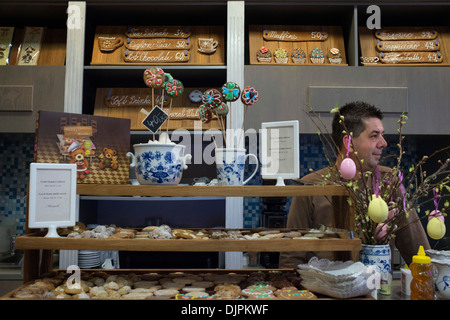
[
  {"xmin": 427, "ymin": 217, "xmax": 446, "ymax": 240},
  {"xmin": 368, "ymin": 195, "xmax": 389, "ymax": 223},
  {"xmin": 340, "ymin": 158, "xmax": 356, "ymax": 180}
]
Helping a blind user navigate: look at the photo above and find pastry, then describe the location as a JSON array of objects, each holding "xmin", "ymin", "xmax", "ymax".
[
  {"xmin": 165, "ymin": 78, "xmax": 184, "ymax": 96},
  {"xmin": 328, "ymin": 48, "xmax": 342, "ymax": 64},
  {"xmin": 202, "ymin": 88, "xmax": 222, "ymax": 109},
  {"xmin": 310, "ymin": 48, "xmax": 325, "ymax": 64},
  {"xmin": 214, "ymin": 284, "xmax": 242, "ymax": 299},
  {"xmin": 153, "ymin": 289, "xmax": 180, "ymax": 297},
  {"xmin": 292, "ymin": 48, "xmax": 306, "ymax": 64},
  {"xmin": 241, "ymin": 86, "xmax": 259, "ymax": 105},
  {"xmin": 221, "ymin": 82, "xmax": 241, "ymax": 102},
  {"xmin": 256, "ymin": 46, "xmax": 272, "ymax": 63},
  {"xmin": 274, "ymin": 48, "xmax": 288, "ymax": 63},
  {"xmin": 198, "ymin": 104, "xmax": 212, "ymax": 124},
  {"xmin": 275, "ymin": 288, "xmax": 317, "ymax": 300}
]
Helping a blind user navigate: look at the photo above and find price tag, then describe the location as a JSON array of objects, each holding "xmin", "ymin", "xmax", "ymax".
[{"xmin": 141, "ymin": 106, "xmax": 168, "ymax": 133}]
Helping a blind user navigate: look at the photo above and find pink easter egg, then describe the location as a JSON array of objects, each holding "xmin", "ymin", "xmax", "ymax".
[
  {"xmin": 374, "ymin": 223, "xmax": 388, "ymax": 242},
  {"xmin": 340, "ymin": 158, "xmax": 356, "ymax": 180}
]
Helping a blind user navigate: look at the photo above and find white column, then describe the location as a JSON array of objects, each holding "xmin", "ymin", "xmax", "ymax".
[
  {"xmin": 60, "ymin": 2, "xmax": 86, "ymax": 269},
  {"xmin": 64, "ymin": 1, "xmax": 85, "ymax": 114},
  {"xmin": 225, "ymin": 1, "xmax": 245, "ymax": 269}
]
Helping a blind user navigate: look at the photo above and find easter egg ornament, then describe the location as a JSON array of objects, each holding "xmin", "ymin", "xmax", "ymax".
[
  {"xmin": 368, "ymin": 167, "xmax": 388, "ymax": 223},
  {"xmin": 340, "ymin": 158, "xmax": 356, "ymax": 180},
  {"xmin": 368, "ymin": 195, "xmax": 389, "ymax": 223},
  {"xmin": 427, "ymin": 217, "xmax": 446, "ymax": 240},
  {"xmin": 426, "ymin": 187, "xmax": 446, "ymax": 240},
  {"xmin": 339, "ymin": 135, "xmax": 356, "ymax": 180}
]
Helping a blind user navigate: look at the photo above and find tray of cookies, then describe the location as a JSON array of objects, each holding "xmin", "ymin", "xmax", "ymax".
[
  {"xmin": 2, "ymin": 268, "xmax": 370, "ymax": 300},
  {"xmin": 15, "ymin": 224, "xmax": 361, "ymax": 253}
]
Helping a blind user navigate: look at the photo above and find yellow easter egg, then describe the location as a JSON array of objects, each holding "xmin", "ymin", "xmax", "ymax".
[
  {"xmin": 368, "ymin": 195, "xmax": 389, "ymax": 223},
  {"xmin": 427, "ymin": 217, "xmax": 446, "ymax": 240}
]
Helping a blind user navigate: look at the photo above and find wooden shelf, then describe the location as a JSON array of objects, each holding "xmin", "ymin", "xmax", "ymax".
[
  {"xmin": 76, "ymin": 184, "xmax": 348, "ymax": 197},
  {"xmin": 16, "ymin": 232, "xmax": 361, "ymax": 253}
]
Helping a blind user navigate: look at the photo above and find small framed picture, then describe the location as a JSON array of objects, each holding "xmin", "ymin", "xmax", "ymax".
[
  {"xmin": 28, "ymin": 163, "xmax": 77, "ymax": 237},
  {"xmin": 261, "ymin": 120, "xmax": 299, "ymax": 186}
]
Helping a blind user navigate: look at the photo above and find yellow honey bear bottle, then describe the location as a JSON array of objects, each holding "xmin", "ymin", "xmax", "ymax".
[{"xmin": 410, "ymin": 246, "xmax": 434, "ymax": 300}]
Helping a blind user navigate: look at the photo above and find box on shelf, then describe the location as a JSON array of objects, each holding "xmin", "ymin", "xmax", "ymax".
[{"xmin": 34, "ymin": 110, "xmax": 130, "ymax": 184}]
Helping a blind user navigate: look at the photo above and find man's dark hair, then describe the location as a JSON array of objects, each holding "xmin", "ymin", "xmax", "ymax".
[{"xmin": 332, "ymin": 101, "xmax": 383, "ymax": 149}]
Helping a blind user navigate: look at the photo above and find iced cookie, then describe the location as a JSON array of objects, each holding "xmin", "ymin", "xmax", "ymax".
[
  {"xmin": 310, "ymin": 48, "xmax": 325, "ymax": 64},
  {"xmin": 328, "ymin": 48, "xmax": 342, "ymax": 64},
  {"xmin": 274, "ymin": 48, "xmax": 288, "ymax": 63},
  {"xmin": 256, "ymin": 46, "xmax": 272, "ymax": 63},
  {"xmin": 292, "ymin": 48, "xmax": 306, "ymax": 64}
]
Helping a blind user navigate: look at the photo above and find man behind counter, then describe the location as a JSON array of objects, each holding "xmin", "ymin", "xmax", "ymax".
[{"xmin": 279, "ymin": 101, "xmax": 430, "ymax": 268}]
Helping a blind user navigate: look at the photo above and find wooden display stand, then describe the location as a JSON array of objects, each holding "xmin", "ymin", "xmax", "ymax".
[
  {"xmin": 93, "ymin": 87, "xmax": 223, "ymax": 131},
  {"xmin": 359, "ymin": 26, "xmax": 450, "ymax": 66},
  {"xmin": 249, "ymin": 25, "xmax": 347, "ymax": 66},
  {"xmin": 15, "ymin": 185, "xmax": 360, "ymax": 285},
  {"xmin": 90, "ymin": 26, "xmax": 225, "ymax": 66}
]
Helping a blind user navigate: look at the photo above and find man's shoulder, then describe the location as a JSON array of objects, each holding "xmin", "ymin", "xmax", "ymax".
[{"xmin": 301, "ymin": 167, "xmax": 331, "ymax": 183}]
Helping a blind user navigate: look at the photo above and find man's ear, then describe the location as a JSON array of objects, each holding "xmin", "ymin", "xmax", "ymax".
[{"xmin": 342, "ymin": 134, "xmax": 354, "ymax": 153}]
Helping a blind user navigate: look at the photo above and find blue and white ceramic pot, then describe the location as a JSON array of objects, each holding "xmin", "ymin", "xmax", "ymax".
[
  {"xmin": 127, "ymin": 143, "xmax": 191, "ymax": 185},
  {"xmin": 360, "ymin": 244, "xmax": 392, "ymax": 295}
]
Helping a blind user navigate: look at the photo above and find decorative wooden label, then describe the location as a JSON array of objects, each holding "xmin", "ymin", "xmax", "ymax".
[
  {"xmin": 161, "ymin": 107, "xmax": 205, "ymax": 120},
  {"xmin": 0, "ymin": 27, "xmax": 14, "ymax": 65},
  {"xmin": 126, "ymin": 26, "xmax": 191, "ymax": 38},
  {"xmin": 123, "ymin": 50, "xmax": 190, "ymax": 63},
  {"xmin": 380, "ymin": 51, "xmax": 443, "ymax": 64},
  {"xmin": 18, "ymin": 27, "xmax": 44, "ymax": 65},
  {"xmin": 375, "ymin": 28, "xmax": 437, "ymax": 40},
  {"xmin": 142, "ymin": 106, "xmax": 169, "ymax": 133},
  {"xmin": 377, "ymin": 40, "xmax": 440, "ymax": 52},
  {"xmin": 125, "ymin": 38, "xmax": 191, "ymax": 51},
  {"xmin": 263, "ymin": 28, "xmax": 328, "ymax": 41},
  {"xmin": 105, "ymin": 94, "xmax": 163, "ymax": 108}
]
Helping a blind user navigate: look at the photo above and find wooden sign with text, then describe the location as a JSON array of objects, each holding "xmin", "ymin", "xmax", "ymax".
[
  {"xmin": 142, "ymin": 106, "xmax": 169, "ymax": 133},
  {"xmin": 375, "ymin": 28, "xmax": 437, "ymax": 41},
  {"xmin": 263, "ymin": 26, "xmax": 328, "ymax": 42},
  {"xmin": 125, "ymin": 38, "xmax": 191, "ymax": 51},
  {"xmin": 123, "ymin": 50, "xmax": 190, "ymax": 63},
  {"xmin": 126, "ymin": 26, "xmax": 191, "ymax": 38},
  {"xmin": 377, "ymin": 40, "xmax": 440, "ymax": 52}
]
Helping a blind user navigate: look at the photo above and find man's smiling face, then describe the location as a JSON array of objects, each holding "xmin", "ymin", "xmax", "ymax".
[{"xmin": 351, "ymin": 117, "xmax": 388, "ymax": 172}]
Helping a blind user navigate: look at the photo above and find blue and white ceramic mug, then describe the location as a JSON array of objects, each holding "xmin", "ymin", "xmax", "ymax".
[
  {"xmin": 215, "ymin": 148, "xmax": 258, "ymax": 186},
  {"xmin": 127, "ymin": 143, "xmax": 191, "ymax": 185}
]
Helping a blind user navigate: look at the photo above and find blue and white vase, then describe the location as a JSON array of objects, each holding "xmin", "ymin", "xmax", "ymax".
[
  {"xmin": 127, "ymin": 143, "xmax": 191, "ymax": 185},
  {"xmin": 360, "ymin": 244, "xmax": 392, "ymax": 295}
]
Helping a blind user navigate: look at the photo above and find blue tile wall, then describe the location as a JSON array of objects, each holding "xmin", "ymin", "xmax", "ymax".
[{"xmin": 0, "ymin": 133, "xmax": 35, "ymax": 237}]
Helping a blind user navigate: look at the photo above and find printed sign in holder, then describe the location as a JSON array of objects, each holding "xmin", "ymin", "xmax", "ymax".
[
  {"xmin": 261, "ymin": 120, "xmax": 299, "ymax": 186},
  {"xmin": 28, "ymin": 163, "xmax": 77, "ymax": 237}
]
